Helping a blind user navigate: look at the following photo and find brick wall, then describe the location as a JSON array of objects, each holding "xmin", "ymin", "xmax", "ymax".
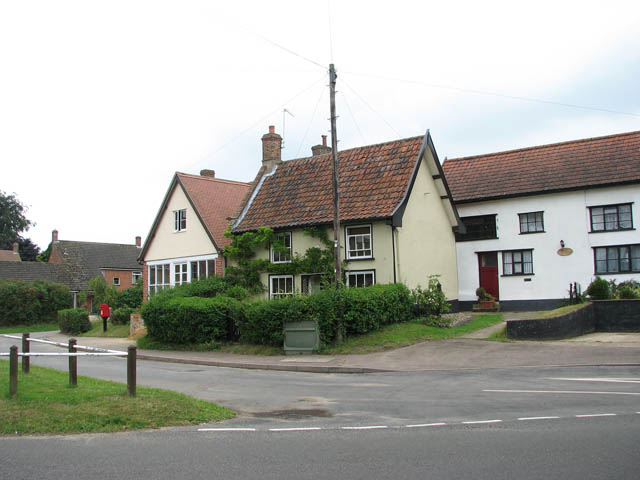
[{"xmin": 103, "ymin": 269, "xmax": 141, "ymax": 292}]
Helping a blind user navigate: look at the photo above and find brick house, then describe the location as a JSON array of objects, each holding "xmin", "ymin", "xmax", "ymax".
[
  {"xmin": 0, "ymin": 243, "xmax": 21, "ymax": 262},
  {"xmin": 443, "ymin": 130, "xmax": 640, "ymax": 310},
  {"xmin": 231, "ymin": 126, "xmax": 463, "ymax": 302},
  {"xmin": 139, "ymin": 170, "xmax": 251, "ymax": 301}
]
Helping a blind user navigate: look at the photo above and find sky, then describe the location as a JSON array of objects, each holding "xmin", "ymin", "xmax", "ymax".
[{"xmin": 2, "ymin": 0, "xmax": 639, "ymax": 251}]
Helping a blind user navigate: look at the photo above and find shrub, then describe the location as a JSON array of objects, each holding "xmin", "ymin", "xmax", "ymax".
[
  {"xmin": 111, "ymin": 306, "xmax": 134, "ymax": 325},
  {"xmin": 585, "ymin": 277, "xmax": 611, "ymax": 300},
  {"xmin": 152, "ymin": 275, "xmax": 234, "ymax": 300},
  {"xmin": 618, "ymin": 285, "xmax": 639, "ymax": 299},
  {"xmin": 58, "ymin": 308, "xmax": 91, "ymax": 334},
  {"xmin": 0, "ymin": 279, "xmax": 72, "ymax": 326},
  {"xmin": 142, "ymin": 296, "xmax": 244, "ymax": 344},
  {"xmin": 89, "ymin": 276, "xmax": 119, "ymax": 308},
  {"xmin": 117, "ymin": 282, "xmax": 142, "ymax": 309},
  {"xmin": 412, "ymin": 275, "xmax": 451, "ymax": 317}
]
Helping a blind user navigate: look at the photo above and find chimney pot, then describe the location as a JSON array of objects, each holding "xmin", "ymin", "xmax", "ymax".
[
  {"xmin": 12, "ymin": 242, "xmax": 19, "ymax": 253},
  {"xmin": 200, "ymin": 169, "xmax": 215, "ymax": 178},
  {"xmin": 269, "ymin": 125, "xmax": 275, "ymax": 134},
  {"xmin": 322, "ymin": 135, "xmax": 327, "ymax": 147},
  {"xmin": 261, "ymin": 125, "xmax": 282, "ymax": 173},
  {"xmin": 52, "ymin": 229, "xmax": 58, "ymax": 243},
  {"xmin": 135, "ymin": 236, "xmax": 142, "ymax": 247},
  {"xmin": 311, "ymin": 135, "xmax": 332, "ymax": 156}
]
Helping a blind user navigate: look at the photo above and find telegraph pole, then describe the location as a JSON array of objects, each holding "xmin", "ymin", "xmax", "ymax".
[
  {"xmin": 329, "ymin": 64, "xmax": 343, "ymax": 343},
  {"xmin": 329, "ymin": 64, "xmax": 341, "ymax": 284}
]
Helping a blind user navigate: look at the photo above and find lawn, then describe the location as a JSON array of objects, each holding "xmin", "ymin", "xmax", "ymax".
[
  {"xmin": 80, "ymin": 319, "xmax": 130, "ymax": 338},
  {"xmin": 0, "ymin": 324, "xmax": 59, "ymax": 334},
  {"xmin": 0, "ymin": 361, "xmax": 235, "ymax": 435},
  {"xmin": 322, "ymin": 314, "xmax": 503, "ymax": 354}
]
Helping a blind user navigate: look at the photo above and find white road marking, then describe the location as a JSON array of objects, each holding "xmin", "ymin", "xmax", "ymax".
[
  {"xmin": 461, "ymin": 420, "xmax": 502, "ymax": 425},
  {"xmin": 575, "ymin": 413, "xmax": 617, "ymax": 418},
  {"xmin": 548, "ymin": 377, "xmax": 640, "ymax": 384},
  {"xmin": 518, "ymin": 416, "xmax": 560, "ymax": 421},
  {"xmin": 484, "ymin": 389, "xmax": 640, "ymax": 396},
  {"xmin": 198, "ymin": 428, "xmax": 257, "ymax": 432},
  {"xmin": 342, "ymin": 425, "xmax": 388, "ymax": 430},
  {"xmin": 269, "ymin": 427, "xmax": 323, "ymax": 432},
  {"xmin": 406, "ymin": 422, "xmax": 447, "ymax": 428}
]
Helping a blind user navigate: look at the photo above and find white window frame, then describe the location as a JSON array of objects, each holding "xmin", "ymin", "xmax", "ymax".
[
  {"xmin": 270, "ymin": 232, "xmax": 292, "ymax": 264},
  {"xmin": 132, "ymin": 271, "xmax": 142, "ymax": 284},
  {"xmin": 148, "ymin": 263, "xmax": 171, "ymax": 297},
  {"xmin": 346, "ymin": 270, "xmax": 375, "ymax": 288},
  {"xmin": 174, "ymin": 262, "xmax": 188, "ymax": 286},
  {"xmin": 270, "ymin": 274, "xmax": 294, "ymax": 299},
  {"xmin": 113, "ymin": 277, "xmax": 120, "ymax": 286},
  {"xmin": 147, "ymin": 254, "xmax": 218, "ymax": 295},
  {"xmin": 174, "ymin": 209, "xmax": 187, "ymax": 232},
  {"xmin": 190, "ymin": 258, "xmax": 216, "ymax": 281},
  {"xmin": 346, "ymin": 225, "xmax": 373, "ymax": 259}
]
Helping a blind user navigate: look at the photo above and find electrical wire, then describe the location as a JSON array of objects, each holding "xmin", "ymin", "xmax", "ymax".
[
  {"xmin": 339, "ymin": 88, "xmax": 366, "ymax": 145},
  {"xmin": 342, "ymin": 71, "xmax": 640, "ymax": 118},
  {"xmin": 340, "ymin": 77, "xmax": 402, "ymax": 137},
  {"xmin": 295, "ymin": 85, "xmax": 328, "ymax": 158},
  {"xmin": 253, "ymin": 32, "xmax": 326, "ymax": 71}
]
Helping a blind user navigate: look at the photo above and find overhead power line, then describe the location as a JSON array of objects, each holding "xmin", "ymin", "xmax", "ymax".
[
  {"xmin": 340, "ymin": 77, "xmax": 402, "ymax": 137},
  {"xmin": 342, "ymin": 71, "xmax": 640, "ymax": 118}
]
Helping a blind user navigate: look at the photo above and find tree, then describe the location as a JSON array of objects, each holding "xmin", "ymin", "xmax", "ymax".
[{"xmin": 0, "ymin": 191, "xmax": 40, "ymax": 261}]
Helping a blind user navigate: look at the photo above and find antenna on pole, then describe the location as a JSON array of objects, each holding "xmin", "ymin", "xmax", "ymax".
[{"xmin": 282, "ymin": 109, "xmax": 295, "ymax": 149}]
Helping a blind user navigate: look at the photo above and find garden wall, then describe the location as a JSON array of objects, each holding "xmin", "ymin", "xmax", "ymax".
[{"xmin": 592, "ymin": 300, "xmax": 640, "ymax": 332}]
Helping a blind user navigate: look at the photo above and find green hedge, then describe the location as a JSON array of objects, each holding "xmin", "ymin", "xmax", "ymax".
[
  {"xmin": 58, "ymin": 308, "xmax": 91, "ymax": 334},
  {"xmin": 141, "ymin": 296, "xmax": 244, "ymax": 344},
  {"xmin": 111, "ymin": 306, "xmax": 134, "ymax": 325},
  {"xmin": 0, "ymin": 279, "xmax": 73, "ymax": 326}
]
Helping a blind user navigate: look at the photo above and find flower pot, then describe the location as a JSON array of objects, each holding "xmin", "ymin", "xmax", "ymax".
[{"xmin": 479, "ymin": 300, "xmax": 495, "ymax": 309}]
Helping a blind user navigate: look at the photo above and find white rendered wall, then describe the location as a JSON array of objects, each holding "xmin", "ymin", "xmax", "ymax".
[{"xmin": 455, "ymin": 184, "xmax": 640, "ymax": 302}]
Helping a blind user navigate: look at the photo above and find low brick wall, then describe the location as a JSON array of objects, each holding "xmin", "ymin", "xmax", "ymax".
[
  {"xmin": 507, "ymin": 300, "xmax": 640, "ymax": 339},
  {"xmin": 130, "ymin": 313, "xmax": 146, "ymax": 337},
  {"xmin": 506, "ymin": 304, "xmax": 596, "ymax": 340},
  {"xmin": 593, "ymin": 299, "xmax": 640, "ymax": 332}
]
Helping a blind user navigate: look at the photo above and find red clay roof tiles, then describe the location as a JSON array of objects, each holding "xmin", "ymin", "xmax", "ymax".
[
  {"xmin": 233, "ymin": 136, "xmax": 424, "ymax": 232},
  {"xmin": 442, "ymin": 130, "xmax": 640, "ymax": 203}
]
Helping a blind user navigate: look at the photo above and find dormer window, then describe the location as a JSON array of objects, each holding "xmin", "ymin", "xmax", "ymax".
[{"xmin": 174, "ymin": 209, "xmax": 187, "ymax": 232}]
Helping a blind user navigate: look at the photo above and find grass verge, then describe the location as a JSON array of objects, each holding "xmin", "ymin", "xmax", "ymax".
[
  {"xmin": 486, "ymin": 326, "xmax": 512, "ymax": 342},
  {"xmin": 522, "ymin": 303, "xmax": 589, "ymax": 319},
  {"xmin": 80, "ymin": 319, "xmax": 130, "ymax": 338},
  {"xmin": 136, "ymin": 335, "xmax": 282, "ymax": 356},
  {"xmin": 0, "ymin": 361, "xmax": 235, "ymax": 435},
  {"xmin": 322, "ymin": 314, "xmax": 504, "ymax": 354},
  {"xmin": 0, "ymin": 324, "xmax": 59, "ymax": 334}
]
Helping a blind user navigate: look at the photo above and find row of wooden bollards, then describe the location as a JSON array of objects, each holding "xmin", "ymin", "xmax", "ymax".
[{"xmin": 8, "ymin": 333, "xmax": 136, "ymax": 398}]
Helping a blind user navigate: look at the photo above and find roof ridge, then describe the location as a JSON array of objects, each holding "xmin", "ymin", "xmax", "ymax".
[
  {"xmin": 176, "ymin": 172, "xmax": 251, "ymax": 186},
  {"xmin": 445, "ymin": 129, "xmax": 640, "ymax": 163},
  {"xmin": 57, "ymin": 240, "xmax": 139, "ymax": 247}
]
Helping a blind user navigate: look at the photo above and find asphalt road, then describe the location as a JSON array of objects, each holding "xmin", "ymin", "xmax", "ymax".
[{"xmin": 2, "ymin": 336, "xmax": 639, "ymax": 478}]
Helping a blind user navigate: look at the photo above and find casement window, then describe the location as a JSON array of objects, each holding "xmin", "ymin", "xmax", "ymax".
[
  {"xmin": 519, "ymin": 211, "xmax": 544, "ymax": 234},
  {"xmin": 148, "ymin": 263, "xmax": 171, "ymax": 296},
  {"xmin": 270, "ymin": 232, "xmax": 292, "ymax": 263},
  {"xmin": 132, "ymin": 271, "xmax": 142, "ymax": 284},
  {"xmin": 190, "ymin": 259, "xmax": 216, "ymax": 281},
  {"xmin": 174, "ymin": 209, "xmax": 187, "ymax": 232},
  {"xmin": 594, "ymin": 244, "xmax": 640, "ymax": 274},
  {"xmin": 346, "ymin": 270, "xmax": 375, "ymax": 288},
  {"xmin": 502, "ymin": 250, "xmax": 533, "ymax": 276},
  {"xmin": 113, "ymin": 277, "xmax": 120, "ymax": 286},
  {"xmin": 346, "ymin": 225, "xmax": 372, "ymax": 259},
  {"xmin": 589, "ymin": 203, "xmax": 633, "ymax": 232},
  {"xmin": 455, "ymin": 215, "xmax": 497, "ymax": 242},
  {"xmin": 174, "ymin": 263, "xmax": 188, "ymax": 285},
  {"xmin": 270, "ymin": 275, "xmax": 294, "ymax": 299}
]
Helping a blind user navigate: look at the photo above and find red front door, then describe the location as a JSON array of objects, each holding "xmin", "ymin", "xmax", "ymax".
[{"xmin": 478, "ymin": 252, "xmax": 499, "ymax": 300}]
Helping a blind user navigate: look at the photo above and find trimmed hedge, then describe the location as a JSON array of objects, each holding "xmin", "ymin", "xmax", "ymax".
[
  {"xmin": 111, "ymin": 306, "xmax": 134, "ymax": 325},
  {"xmin": 58, "ymin": 308, "xmax": 91, "ymax": 334},
  {"xmin": 0, "ymin": 279, "xmax": 73, "ymax": 326}
]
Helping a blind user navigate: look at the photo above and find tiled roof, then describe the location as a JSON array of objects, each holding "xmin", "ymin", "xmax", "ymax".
[
  {"xmin": 0, "ymin": 249, "xmax": 20, "ymax": 262},
  {"xmin": 442, "ymin": 130, "xmax": 640, "ymax": 203},
  {"xmin": 0, "ymin": 261, "xmax": 87, "ymax": 291},
  {"xmin": 177, "ymin": 174, "xmax": 252, "ymax": 248},
  {"xmin": 233, "ymin": 135, "xmax": 425, "ymax": 232}
]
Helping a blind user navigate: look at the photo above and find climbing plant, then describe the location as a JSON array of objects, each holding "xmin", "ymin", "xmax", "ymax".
[{"xmin": 223, "ymin": 225, "xmax": 338, "ymax": 292}]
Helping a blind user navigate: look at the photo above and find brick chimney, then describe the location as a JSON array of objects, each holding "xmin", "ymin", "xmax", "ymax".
[
  {"xmin": 52, "ymin": 229, "xmax": 58, "ymax": 243},
  {"xmin": 311, "ymin": 135, "xmax": 332, "ymax": 156},
  {"xmin": 135, "ymin": 236, "xmax": 142, "ymax": 247},
  {"xmin": 261, "ymin": 125, "xmax": 282, "ymax": 173},
  {"xmin": 12, "ymin": 242, "xmax": 19, "ymax": 253},
  {"xmin": 200, "ymin": 169, "xmax": 215, "ymax": 178}
]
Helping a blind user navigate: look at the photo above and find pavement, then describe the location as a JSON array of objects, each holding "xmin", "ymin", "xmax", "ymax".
[{"xmin": 30, "ymin": 311, "xmax": 640, "ymax": 374}]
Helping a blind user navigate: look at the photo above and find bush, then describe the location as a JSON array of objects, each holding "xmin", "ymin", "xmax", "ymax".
[
  {"xmin": 58, "ymin": 308, "xmax": 91, "ymax": 334},
  {"xmin": 586, "ymin": 277, "xmax": 611, "ymax": 300},
  {"xmin": 618, "ymin": 285, "xmax": 639, "ymax": 299},
  {"xmin": 111, "ymin": 306, "xmax": 134, "ymax": 325},
  {"xmin": 117, "ymin": 282, "xmax": 142, "ymax": 309},
  {"xmin": 89, "ymin": 276, "xmax": 119, "ymax": 308},
  {"xmin": 152, "ymin": 275, "xmax": 235, "ymax": 301},
  {"xmin": 0, "ymin": 279, "xmax": 72, "ymax": 326},
  {"xmin": 142, "ymin": 296, "xmax": 244, "ymax": 344},
  {"xmin": 412, "ymin": 275, "xmax": 451, "ymax": 317}
]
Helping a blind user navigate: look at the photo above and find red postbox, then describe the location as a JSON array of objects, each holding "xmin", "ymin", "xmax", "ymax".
[{"xmin": 99, "ymin": 304, "xmax": 110, "ymax": 332}]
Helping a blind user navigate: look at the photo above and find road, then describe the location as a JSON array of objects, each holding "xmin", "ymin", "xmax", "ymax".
[{"xmin": 1, "ymin": 336, "xmax": 639, "ymax": 478}]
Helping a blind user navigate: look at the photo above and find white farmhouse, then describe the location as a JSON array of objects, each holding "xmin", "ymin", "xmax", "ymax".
[{"xmin": 443, "ymin": 130, "xmax": 640, "ymax": 311}]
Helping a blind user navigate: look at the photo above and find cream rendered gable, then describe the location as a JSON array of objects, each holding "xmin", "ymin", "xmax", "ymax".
[{"xmin": 144, "ymin": 183, "xmax": 216, "ymax": 262}]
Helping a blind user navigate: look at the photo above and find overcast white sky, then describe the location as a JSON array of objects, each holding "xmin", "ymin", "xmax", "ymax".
[{"xmin": 2, "ymin": 0, "xmax": 639, "ymax": 251}]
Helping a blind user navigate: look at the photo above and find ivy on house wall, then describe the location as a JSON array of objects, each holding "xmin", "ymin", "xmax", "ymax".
[{"xmin": 223, "ymin": 226, "xmax": 338, "ymax": 293}]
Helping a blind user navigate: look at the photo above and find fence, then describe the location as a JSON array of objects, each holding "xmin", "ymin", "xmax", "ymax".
[{"xmin": 1, "ymin": 333, "xmax": 136, "ymax": 398}]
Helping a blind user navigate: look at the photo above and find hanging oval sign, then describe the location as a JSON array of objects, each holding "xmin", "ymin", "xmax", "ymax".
[{"xmin": 557, "ymin": 247, "xmax": 573, "ymax": 256}]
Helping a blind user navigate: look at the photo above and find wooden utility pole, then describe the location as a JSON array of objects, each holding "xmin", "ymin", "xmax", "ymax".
[
  {"xmin": 329, "ymin": 64, "xmax": 341, "ymax": 284},
  {"xmin": 329, "ymin": 63, "xmax": 343, "ymax": 343}
]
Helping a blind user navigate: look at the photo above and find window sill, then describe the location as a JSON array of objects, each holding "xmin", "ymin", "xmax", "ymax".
[
  {"xmin": 519, "ymin": 231, "xmax": 545, "ymax": 235},
  {"xmin": 595, "ymin": 271, "xmax": 640, "ymax": 275},
  {"xmin": 455, "ymin": 237, "xmax": 499, "ymax": 242},
  {"xmin": 345, "ymin": 256, "xmax": 375, "ymax": 262},
  {"xmin": 501, "ymin": 273, "xmax": 535, "ymax": 277},
  {"xmin": 589, "ymin": 228, "xmax": 635, "ymax": 234},
  {"xmin": 173, "ymin": 230, "xmax": 187, "ymax": 233}
]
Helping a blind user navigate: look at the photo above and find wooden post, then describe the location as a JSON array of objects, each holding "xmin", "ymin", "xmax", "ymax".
[
  {"xmin": 22, "ymin": 333, "xmax": 30, "ymax": 373},
  {"xmin": 127, "ymin": 345, "xmax": 136, "ymax": 396},
  {"xmin": 69, "ymin": 338, "xmax": 77, "ymax": 387},
  {"xmin": 9, "ymin": 345, "xmax": 18, "ymax": 398}
]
